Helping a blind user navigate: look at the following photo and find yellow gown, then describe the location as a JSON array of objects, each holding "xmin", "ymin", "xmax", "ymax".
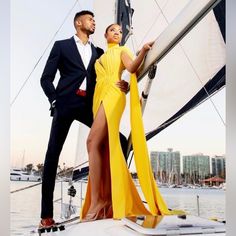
[{"xmin": 81, "ymin": 43, "xmax": 180, "ymax": 219}]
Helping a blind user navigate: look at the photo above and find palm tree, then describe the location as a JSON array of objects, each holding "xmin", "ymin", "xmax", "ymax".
[
  {"xmin": 36, "ymin": 163, "xmax": 44, "ymax": 176},
  {"xmin": 25, "ymin": 163, "xmax": 33, "ymax": 174}
]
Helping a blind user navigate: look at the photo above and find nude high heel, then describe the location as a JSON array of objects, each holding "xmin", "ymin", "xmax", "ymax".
[
  {"xmin": 81, "ymin": 202, "xmax": 107, "ymax": 222},
  {"xmin": 104, "ymin": 202, "xmax": 113, "ymax": 219}
]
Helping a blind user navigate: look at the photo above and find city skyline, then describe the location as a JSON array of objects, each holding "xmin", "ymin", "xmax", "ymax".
[
  {"xmin": 150, "ymin": 149, "xmax": 225, "ymax": 173},
  {"xmin": 12, "ymin": 147, "xmax": 225, "ymax": 170},
  {"xmin": 150, "ymin": 150, "xmax": 225, "ymax": 185}
]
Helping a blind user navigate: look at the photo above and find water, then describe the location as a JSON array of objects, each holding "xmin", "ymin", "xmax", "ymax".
[{"xmin": 10, "ymin": 181, "xmax": 225, "ymax": 236}]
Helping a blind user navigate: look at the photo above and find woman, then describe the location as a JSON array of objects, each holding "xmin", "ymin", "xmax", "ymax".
[{"xmin": 81, "ymin": 24, "xmax": 175, "ymax": 221}]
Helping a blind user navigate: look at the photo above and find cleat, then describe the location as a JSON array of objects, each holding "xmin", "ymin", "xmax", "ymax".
[
  {"xmin": 31, "ymin": 216, "xmax": 79, "ymax": 235},
  {"xmin": 59, "ymin": 225, "xmax": 65, "ymax": 231},
  {"xmin": 52, "ymin": 226, "xmax": 58, "ymax": 232},
  {"xmin": 178, "ymin": 214, "xmax": 187, "ymax": 219},
  {"xmin": 38, "ymin": 227, "xmax": 45, "ymax": 234}
]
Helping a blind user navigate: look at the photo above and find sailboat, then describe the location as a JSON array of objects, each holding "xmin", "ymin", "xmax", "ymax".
[{"xmin": 11, "ymin": 0, "xmax": 225, "ymax": 235}]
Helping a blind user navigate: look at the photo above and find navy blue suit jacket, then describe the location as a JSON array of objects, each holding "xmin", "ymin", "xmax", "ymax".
[{"xmin": 41, "ymin": 37, "xmax": 104, "ymax": 111}]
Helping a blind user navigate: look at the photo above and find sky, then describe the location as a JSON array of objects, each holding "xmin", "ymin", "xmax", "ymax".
[{"xmin": 11, "ymin": 0, "xmax": 225, "ymax": 169}]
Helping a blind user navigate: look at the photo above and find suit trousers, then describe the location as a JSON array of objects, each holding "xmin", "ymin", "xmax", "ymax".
[{"xmin": 41, "ymin": 103, "xmax": 93, "ymax": 218}]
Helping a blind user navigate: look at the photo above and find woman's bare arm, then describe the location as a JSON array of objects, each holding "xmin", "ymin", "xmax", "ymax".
[{"xmin": 121, "ymin": 42, "xmax": 154, "ymax": 73}]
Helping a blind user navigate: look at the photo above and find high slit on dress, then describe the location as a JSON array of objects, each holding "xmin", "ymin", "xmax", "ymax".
[{"xmin": 81, "ymin": 43, "xmax": 182, "ymax": 220}]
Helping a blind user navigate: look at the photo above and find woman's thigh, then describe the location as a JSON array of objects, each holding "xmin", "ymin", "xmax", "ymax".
[{"xmin": 88, "ymin": 103, "xmax": 108, "ymax": 146}]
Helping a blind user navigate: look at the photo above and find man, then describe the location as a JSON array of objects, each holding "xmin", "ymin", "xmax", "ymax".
[{"xmin": 40, "ymin": 10, "xmax": 128, "ymax": 227}]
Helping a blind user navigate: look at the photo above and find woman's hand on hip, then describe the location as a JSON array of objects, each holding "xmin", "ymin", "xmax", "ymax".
[{"xmin": 116, "ymin": 80, "xmax": 129, "ymax": 93}]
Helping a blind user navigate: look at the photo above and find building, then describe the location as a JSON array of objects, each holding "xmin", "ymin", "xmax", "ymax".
[
  {"xmin": 211, "ymin": 155, "xmax": 225, "ymax": 178},
  {"xmin": 150, "ymin": 148, "xmax": 181, "ymax": 184},
  {"xmin": 150, "ymin": 151, "xmax": 158, "ymax": 179},
  {"xmin": 182, "ymin": 153, "xmax": 210, "ymax": 184}
]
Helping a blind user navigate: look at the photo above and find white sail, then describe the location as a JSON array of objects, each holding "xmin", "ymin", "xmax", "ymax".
[
  {"xmin": 120, "ymin": 0, "xmax": 225, "ymax": 137},
  {"xmin": 72, "ymin": 0, "xmax": 225, "ymax": 167}
]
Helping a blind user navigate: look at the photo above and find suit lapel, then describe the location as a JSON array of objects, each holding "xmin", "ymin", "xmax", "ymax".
[
  {"xmin": 69, "ymin": 37, "xmax": 98, "ymax": 73},
  {"xmin": 87, "ymin": 43, "xmax": 97, "ymax": 72},
  {"xmin": 69, "ymin": 37, "xmax": 86, "ymax": 70}
]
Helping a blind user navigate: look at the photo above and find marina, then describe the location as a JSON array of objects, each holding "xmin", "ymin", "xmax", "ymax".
[
  {"xmin": 10, "ymin": 181, "xmax": 225, "ymax": 235},
  {"xmin": 10, "ymin": 168, "xmax": 41, "ymax": 182}
]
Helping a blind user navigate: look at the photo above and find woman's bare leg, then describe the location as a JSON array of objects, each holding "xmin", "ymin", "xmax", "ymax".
[
  {"xmin": 102, "ymin": 137, "xmax": 111, "ymax": 202},
  {"xmin": 86, "ymin": 104, "xmax": 108, "ymax": 213},
  {"xmin": 102, "ymin": 138, "xmax": 113, "ymax": 218}
]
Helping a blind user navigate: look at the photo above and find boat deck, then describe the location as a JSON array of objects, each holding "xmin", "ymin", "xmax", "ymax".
[{"xmin": 30, "ymin": 215, "xmax": 225, "ymax": 236}]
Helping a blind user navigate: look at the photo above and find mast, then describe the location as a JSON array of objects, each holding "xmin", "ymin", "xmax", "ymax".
[
  {"xmin": 21, "ymin": 149, "xmax": 25, "ymax": 169},
  {"xmin": 116, "ymin": 0, "xmax": 133, "ymax": 46}
]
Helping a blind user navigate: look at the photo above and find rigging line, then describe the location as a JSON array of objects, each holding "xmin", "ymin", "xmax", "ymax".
[
  {"xmin": 127, "ymin": 0, "xmax": 169, "ymax": 52},
  {"xmin": 145, "ymin": 85, "xmax": 225, "ymax": 139},
  {"xmin": 10, "ymin": 160, "xmax": 88, "ymax": 194},
  {"xmin": 10, "ymin": 0, "xmax": 80, "ymax": 107},
  {"xmin": 153, "ymin": 0, "xmax": 225, "ymax": 126},
  {"xmin": 130, "ymin": 34, "xmax": 138, "ymax": 54},
  {"xmin": 10, "ymin": 181, "xmax": 42, "ymax": 194},
  {"xmin": 137, "ymin": 0, "xmax": 170, "ymax": 49},
  {"xmin": 179, "ymin": 44, "xmax": 225, "ymax": 126},
  {"xmin": 128, "ymin": 0, "xmax": 169, "ymax": 52},
  {"xmin": 57, "ymin": 160, "xmax": 88, "ymax": 177}
]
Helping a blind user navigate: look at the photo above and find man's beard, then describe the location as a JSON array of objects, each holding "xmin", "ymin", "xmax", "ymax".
[
  {"xmin": 88, "ymin": 29, "xmax": 95, "ymax": 35},
  {"xmin": 85, "ymin": 27, "xmax": 95, "ymax": 35}
]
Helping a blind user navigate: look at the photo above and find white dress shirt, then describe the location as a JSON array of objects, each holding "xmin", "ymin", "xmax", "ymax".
[{"xmin": 73, "ymin": 34, "xmax": 92, "ymax": 90}]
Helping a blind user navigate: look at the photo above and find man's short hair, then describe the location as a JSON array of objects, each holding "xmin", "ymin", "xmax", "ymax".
[{"xmin": 74, "ymin": 10, "xmax": 94, "ymax": 23}]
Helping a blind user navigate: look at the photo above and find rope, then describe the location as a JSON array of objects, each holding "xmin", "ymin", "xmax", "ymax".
[
  {"xmin": 10, "ymin": 160, "xmax": 88, "ymax": 194},
  {"xmin": 130, "ymin": 34, "xmax": 138, "ymax": 54},
  {"xmin": 137, "ymin": 0, "xmax": 170, "ymax": 49},
  {"xmin": 10, "ymin": 0, "xmax": 80, "ymax": 107},
  {"xmin": 128, "ymin": 0, "xmax": 169, "ymax": 53},
  {"xmin": 179, "ymin": 44, "xmax": 225, "ymax": 126},
  {"xmin": 10, "ymin": 181, "xmax": 42, "ymax": 194}
]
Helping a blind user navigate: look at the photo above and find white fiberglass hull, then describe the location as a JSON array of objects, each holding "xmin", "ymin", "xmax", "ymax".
[{"xmin": 30, "ymin": 215, "xmax": 225, "ymax": 236}]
